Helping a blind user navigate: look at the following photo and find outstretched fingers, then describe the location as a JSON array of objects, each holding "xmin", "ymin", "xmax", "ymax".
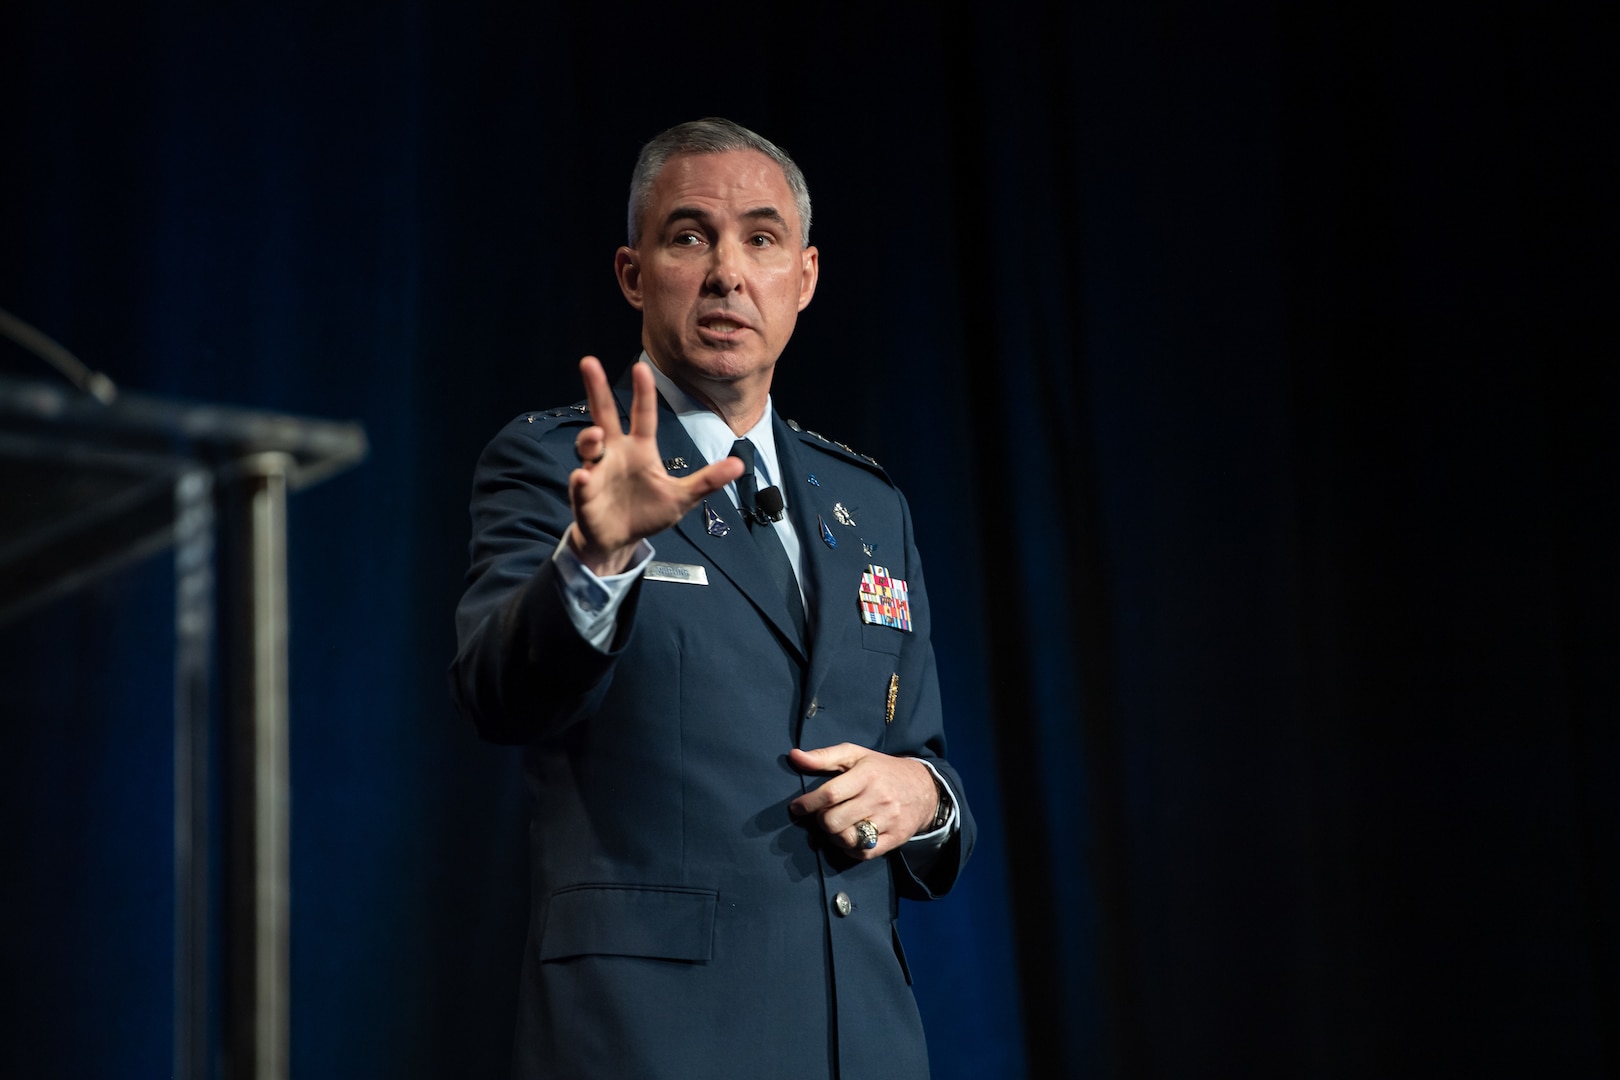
[
  {"xmin": 578, "ymin": 356, "xmax": 622, "ymax": 443},
  {"xmin": 626, "ymin": 359, "xmax": 660, "ymax": 440}
]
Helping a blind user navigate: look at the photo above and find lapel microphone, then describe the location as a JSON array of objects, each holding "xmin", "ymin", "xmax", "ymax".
[{"xmin": 754, "ymin": 486, "xmax": 786, "ymax": 524}]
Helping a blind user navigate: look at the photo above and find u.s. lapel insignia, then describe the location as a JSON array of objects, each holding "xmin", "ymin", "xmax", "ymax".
[
  {"xmin": 861, "ymin": 539, "xmax": 876, "ymax": 557},
  {"xmin": 832, "ymin": 501, "xmax": 856, "ymax": 527},
  {"xmin": 818, "ymin": 515, "xmax": 837, "ymax": 549},
  {"xmin": 858, "ymin": 564, "xmax": 913, "ymax": 632},
  {"xmin": 704, "ymin": 501, "xmax": 730, "ymax": 537}
]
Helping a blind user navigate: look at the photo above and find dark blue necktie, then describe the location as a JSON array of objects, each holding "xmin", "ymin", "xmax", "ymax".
[{"xmin": 729, "ymin": 438, "xmax": 806, "ymax": 641}]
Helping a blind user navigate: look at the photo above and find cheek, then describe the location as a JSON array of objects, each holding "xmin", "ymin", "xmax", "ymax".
[
  {"xmin": 643, "ymin": 283, "xmax": 691, "ymax": 322},
  {"xmin": 765, "ymin": 273, "xmax": 809, "ymax": 317}
]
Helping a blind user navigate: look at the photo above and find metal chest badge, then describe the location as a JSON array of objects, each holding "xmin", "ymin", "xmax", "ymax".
[
  {"xmin": 704, "ymin": 501, "xmax": 730, "ymax": 537},
  {"xmin": 857, "ymin": 564, "xmax": 912, "ymax": 632}
]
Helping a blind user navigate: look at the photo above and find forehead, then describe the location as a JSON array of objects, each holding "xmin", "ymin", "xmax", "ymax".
[{"xmin": 647, "ymin": 150, "xmax": 799, "ymax": 228}]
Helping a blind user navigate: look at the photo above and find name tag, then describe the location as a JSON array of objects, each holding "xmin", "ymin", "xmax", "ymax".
[{"xmin": 646, "ymin": 561, "xmax": 709, "ymax": 586}]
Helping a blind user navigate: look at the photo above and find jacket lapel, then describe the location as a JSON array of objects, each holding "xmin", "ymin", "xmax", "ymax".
[
  {"xmin": 774, "ymin": 420, "xmax": 856, "ymax": 702},
  {"xmin": 612, "ymin": 366, "xmax": 808, "ymax": 662}
]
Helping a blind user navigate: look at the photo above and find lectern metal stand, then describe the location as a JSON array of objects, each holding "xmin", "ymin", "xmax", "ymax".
[{"xmin": 0, "ymin": 375, "xmax": 367, "ymax": 1080}]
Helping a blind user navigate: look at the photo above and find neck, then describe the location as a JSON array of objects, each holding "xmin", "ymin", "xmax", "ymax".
[{"xmin": 649, "ymin": 356, "xmax": 771, "ymax": 435}]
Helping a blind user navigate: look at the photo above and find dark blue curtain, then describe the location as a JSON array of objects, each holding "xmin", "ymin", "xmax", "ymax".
[{"xmin": 2, "ymin": 2, "xmax": 1611, "ymax": 1078}]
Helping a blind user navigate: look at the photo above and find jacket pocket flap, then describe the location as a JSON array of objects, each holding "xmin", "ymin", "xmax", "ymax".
[{"xmin": 540, "ymin": 884, "xmax": 717, "ymax": 962}]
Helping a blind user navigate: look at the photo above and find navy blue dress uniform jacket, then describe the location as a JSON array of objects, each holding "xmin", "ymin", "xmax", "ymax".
[{"xmin": 451, "ymin": 366, "xmax": 975, "ymax": 1079}]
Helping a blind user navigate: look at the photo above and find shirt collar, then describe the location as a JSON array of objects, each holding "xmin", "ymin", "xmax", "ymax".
[{"xmin": 640, "ymin": 353, "xmax": 783, "ymax": 489}]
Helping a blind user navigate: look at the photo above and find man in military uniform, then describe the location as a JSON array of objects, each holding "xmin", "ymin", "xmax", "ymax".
[{"xmin": 451, "ymin": 118, "xmax": 974, "ymax": 1079}]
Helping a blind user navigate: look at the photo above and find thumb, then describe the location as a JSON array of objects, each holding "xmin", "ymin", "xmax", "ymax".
[
  {"xmin": 789, "ymin": 744, "xmax": 861, "ymax": 775},
  {"xmin": 681, "ymin": 456, "xmax": 746, "ymax": 500}
]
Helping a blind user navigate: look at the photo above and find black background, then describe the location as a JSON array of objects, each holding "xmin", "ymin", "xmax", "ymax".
[{"xmin": 2, "ymin": 2, "xmax": 1612, "ymax": 1077}]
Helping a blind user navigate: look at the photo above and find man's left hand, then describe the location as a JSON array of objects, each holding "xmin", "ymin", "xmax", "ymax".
[{"xmin": 787, "ymin": 745, "xmax": 939, "ymax": 859}]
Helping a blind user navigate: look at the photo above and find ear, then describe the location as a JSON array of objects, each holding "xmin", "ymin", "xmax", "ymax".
[
  {"xmin": 797, "ymin": 245, "xmax": 820, "ymax": 312},
  {"xmin": 615, "ymin": 247, "xmax": 644, "ymax": 310}
]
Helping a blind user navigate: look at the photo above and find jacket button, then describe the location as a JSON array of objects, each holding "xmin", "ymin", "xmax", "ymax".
[
  {"xmin": 833, "ymin": 891, "xmax": 852, "ymax": 917},
  {"xmin": 805, "ymin": 698, "xmax": 820, "ymax": 719}
]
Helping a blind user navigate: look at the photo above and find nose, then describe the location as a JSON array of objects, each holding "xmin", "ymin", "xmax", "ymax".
[{"xmin": 702, "ymin": 238, "xmax": 744, "ymax": 295}]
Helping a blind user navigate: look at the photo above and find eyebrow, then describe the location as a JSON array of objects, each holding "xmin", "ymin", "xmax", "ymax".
[{"xmin": 663, "ymin": 205, "xmax": 789, "ymax": 232}]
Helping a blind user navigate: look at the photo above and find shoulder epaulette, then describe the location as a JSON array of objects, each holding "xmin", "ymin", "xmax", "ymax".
[
  {"xmin": 786, "ymin": 418, "xmax": 885, "ymax": 472},
  {"xmin": 515, "ymin": 401, "xmax": 592, "ymax": 427}
]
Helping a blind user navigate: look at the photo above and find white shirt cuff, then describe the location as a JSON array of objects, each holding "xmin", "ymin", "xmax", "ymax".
[
  {"xmin": 551, "ymin": 532, "xmax": 656, "ymax": 651},
  {"xmin": 907, "ymin": 758, "xmax": 958, "ymax": 845}
]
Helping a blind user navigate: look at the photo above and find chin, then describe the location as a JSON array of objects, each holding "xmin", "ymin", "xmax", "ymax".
[{"xmin": 683, "ymin": 347, "xmax": 768, "ymax": 383}]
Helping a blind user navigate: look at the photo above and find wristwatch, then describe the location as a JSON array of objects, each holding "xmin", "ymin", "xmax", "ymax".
[{"xmin": 929, "ymin": 774, "xmax": 952, "ymax": 832}]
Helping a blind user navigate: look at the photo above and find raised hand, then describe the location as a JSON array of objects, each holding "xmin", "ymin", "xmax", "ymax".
[{"xmin": 567, "ymin": 356, "xmax": 744, "ymax": 575}]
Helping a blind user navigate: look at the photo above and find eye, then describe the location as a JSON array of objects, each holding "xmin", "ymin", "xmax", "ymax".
[
  {"xmin": 672, "ymin": 231, "xmax": 703, "ymax": 247},
  {"xmin": 749, "ymin": 233, "xmax": 775, "ymax": 248}
]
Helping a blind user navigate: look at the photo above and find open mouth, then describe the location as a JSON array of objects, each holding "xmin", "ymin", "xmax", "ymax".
[{"xmin": 698, "ymin": 311, "xmax": 751, "ymax": 337}]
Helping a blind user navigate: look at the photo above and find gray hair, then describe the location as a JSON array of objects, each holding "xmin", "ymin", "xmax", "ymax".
[{"xmin": 626, "ymin": 118, "xmax": 813, "ymax": 249}]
